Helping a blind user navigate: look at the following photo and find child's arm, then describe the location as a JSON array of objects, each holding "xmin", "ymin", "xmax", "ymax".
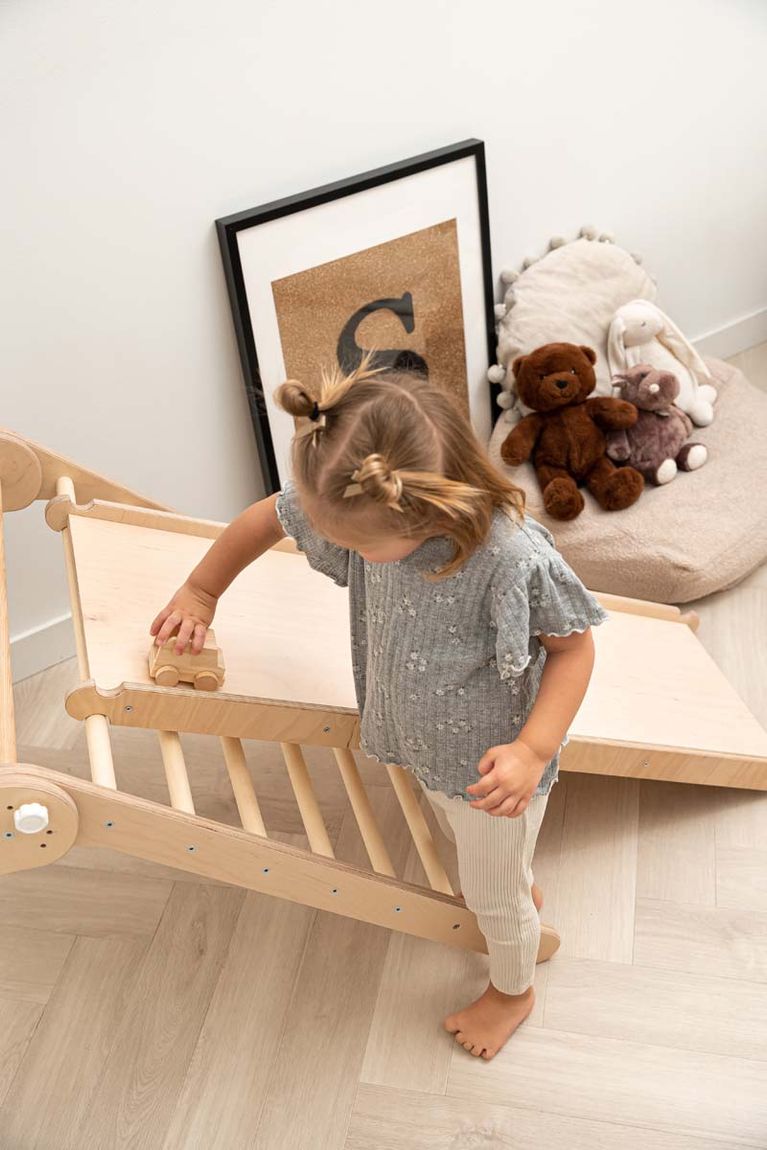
[
  {"xmin": 466, "ymin": 628, "xmax": 595, "ymax": 817},
  {"xmin": 150, "ymin": 494, "xmax": 284, "ymax": 655}
]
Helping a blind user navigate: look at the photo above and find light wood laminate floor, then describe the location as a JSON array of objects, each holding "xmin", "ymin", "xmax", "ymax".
[{"xmin": 1, "ymin": 349, "xmax": 766, "ymax": 1149}]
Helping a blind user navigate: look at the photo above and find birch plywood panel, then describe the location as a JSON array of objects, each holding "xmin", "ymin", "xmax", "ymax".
[
  {"xmin": 68, "ymin": 514, "xmax": 357, "ymax": 710},
  {"xmin": 571, "ymin": 611, "xmax": 767, "ymax": 761}
]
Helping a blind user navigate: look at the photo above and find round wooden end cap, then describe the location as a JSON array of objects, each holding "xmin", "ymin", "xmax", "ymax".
[{"xmin": 0, "ymin": 434, "xmax": 43, "ymax": 510}]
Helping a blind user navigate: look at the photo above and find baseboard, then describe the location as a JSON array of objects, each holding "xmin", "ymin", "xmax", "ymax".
[
  {"xmin": 693, "ymin": 305, "xmax": 767, "ymax": 360},
  {"xmin": 11, "ymin": 614, "xmax": 76, "ymax": 684}
]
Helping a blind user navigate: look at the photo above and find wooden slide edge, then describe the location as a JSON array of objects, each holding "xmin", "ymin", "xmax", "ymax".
[{"xmin": 65, "ymin": 680, "xmax": 361, "ymax": 749}]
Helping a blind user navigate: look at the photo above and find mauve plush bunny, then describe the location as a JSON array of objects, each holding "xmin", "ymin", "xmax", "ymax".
[
  {"xmin": 607, "ymin": 300, "xmax": 717, "ymax": 426},
  {"xmin": 607, "ymin": 365, "xmax": 708, "ymax": 485}
]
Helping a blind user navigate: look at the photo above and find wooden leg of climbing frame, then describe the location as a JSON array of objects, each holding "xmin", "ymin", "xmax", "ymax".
[
  {"xmin": 0, "ymin": 482, "xmax": 17, "ymax": 765},
  {"xmin": 220, "ymin": 736, "xmax": 267, "ymax": 836},
  {"xmin": 157, "ymin": 730, "xmax": 195, "ymax": 814},
  {"xmin": 386, "ymin": 764, "xmax": 454, "ymax": 896},
  {"xmin": 280, "ymin": 742, "xmax": 335, "ymax": 858},
  {"xmin": 56, "ymin": 474, "xmax": 118, "ymax": 789},
  {"xmin": 332, "ymin": 748, "xmax": 395, "ymax": 877}
]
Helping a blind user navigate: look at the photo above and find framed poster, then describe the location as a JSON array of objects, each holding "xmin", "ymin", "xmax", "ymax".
[{"xmin": 216, "ymin": 139, "xmax": 497, "ymax": 492}]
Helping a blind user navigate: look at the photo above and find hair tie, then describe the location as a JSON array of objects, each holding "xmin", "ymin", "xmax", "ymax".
[
  {"xmin": 295, "ymin": 399, "xmax": 327, "ymax": 439},
  {"xmin": 343, "ymin": 469, "xmax": 363, "ymax": 498}
]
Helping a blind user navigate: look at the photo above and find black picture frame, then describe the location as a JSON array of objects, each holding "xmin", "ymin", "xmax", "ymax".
[{"xmin": 216, "ymin": 139, "xmax": 497, "ymax": 493}]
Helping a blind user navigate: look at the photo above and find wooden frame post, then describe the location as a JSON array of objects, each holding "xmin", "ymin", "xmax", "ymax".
[{"xmin": 0, "ymin": 481, "xmax": 17, "ymax": 765}]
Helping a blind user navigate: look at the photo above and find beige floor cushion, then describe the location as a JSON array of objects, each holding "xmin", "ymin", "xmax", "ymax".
[{"xmin": 488, "ymin": 358, "xmax": 767, "ymax": 603}]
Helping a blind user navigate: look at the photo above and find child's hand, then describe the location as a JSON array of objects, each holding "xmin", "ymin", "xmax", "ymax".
[
  {"xmin": 465, "ymin": 740, "xmax": 548, "ymax": 817},
  {"xmin": 150, "ymin": 581, "xmax": 218, "ymax": 655}
]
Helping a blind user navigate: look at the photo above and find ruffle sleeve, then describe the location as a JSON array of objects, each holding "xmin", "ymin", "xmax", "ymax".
[
  {"xmin": 491, "ymin": 526, "xmax": 608, "ymax": 680},
  {"xmin": 275, "ymin": 479, "xmax": 351, "ymax": 588}
]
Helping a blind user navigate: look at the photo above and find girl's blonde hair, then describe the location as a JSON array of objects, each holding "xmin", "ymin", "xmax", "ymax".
[{"xmin": 274, "ymin": 360, "xmax": 525, "ymax": 579}]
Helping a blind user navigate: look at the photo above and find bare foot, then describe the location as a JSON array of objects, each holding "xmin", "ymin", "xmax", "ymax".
[
  {"xmin": 444, "ymin": 983, "xmax": 534, "ymax": 1060},
  {"xmin": 455, "ymin": 882, "xmax": 543, "ymax": 911}
]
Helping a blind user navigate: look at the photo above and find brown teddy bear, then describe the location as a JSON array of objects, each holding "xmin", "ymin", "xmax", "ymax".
[
  {"xmin": 606, "ymin": 364, "xmax": 708, "ymax": 485},
  {"xmin": 500, "ymin": 342, "xmax": 644, "ymax": 520}
]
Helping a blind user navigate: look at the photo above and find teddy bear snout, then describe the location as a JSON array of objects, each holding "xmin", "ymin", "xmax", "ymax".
[
  {"xmin": 555, "ymin": 379, "xmax": 569, "ymax": 390},
  {"xmin": 649, "ymin": 383, "xmax": 660, "ymax": 394}
]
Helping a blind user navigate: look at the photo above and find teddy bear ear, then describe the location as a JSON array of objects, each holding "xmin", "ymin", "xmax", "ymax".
[
  {"xmin": 579, "ymin": 346, "xmax": 597, "ymax": 365},
  {"xmin": 511, "ymin": 355, "xmax": 527, "ymax": 377}
]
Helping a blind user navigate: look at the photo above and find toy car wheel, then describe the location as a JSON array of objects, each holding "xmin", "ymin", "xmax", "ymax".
[
  {"xmin": 194, "ymin": 671, "xmax": 219, "ymax": 692},
  {"xmin": 155, "ymin": 666, "xmax": 180, "ymax": 687}
]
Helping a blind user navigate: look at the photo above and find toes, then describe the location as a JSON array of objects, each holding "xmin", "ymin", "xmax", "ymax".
[
  {"xmin": 457, "ymin": 1034, "xmax": 482, "ymax": 1057},
  {"xmin": 481, "ymin": 1048, "xmax": 497, "ymax": 1061}
]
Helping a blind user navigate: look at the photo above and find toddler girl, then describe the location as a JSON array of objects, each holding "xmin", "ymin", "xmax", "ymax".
[{"xmin": 150, "ymin": 362, "xmax": 607, "ymax": 1061}]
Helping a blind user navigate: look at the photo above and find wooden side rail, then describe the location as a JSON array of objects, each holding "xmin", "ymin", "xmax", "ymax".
[
  {"xmin": 0, "ymin": 764, "xmax": 493, "ymax": 951},
  {"xmin": 0, "ymin": 426, "xmax": 169, "ymax": 510}
]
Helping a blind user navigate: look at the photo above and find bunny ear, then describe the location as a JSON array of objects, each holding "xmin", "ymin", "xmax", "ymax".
[
  {"xmin": 652, "ymin": 306, "xmax": 711, "ymax": 381},
  {"xmin": 607, "ymin": 315, "xmax": 627, "ymax": 376}
]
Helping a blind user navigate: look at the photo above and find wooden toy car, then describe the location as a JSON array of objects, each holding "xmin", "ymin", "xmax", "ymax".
[{"xmin": 148, "ymin": 628, "xmax": 225, "ymax": 691}]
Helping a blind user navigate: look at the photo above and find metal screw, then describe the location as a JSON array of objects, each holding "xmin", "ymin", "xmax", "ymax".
[
  {"xmin": 322, "ymin": 726, "xmax": 331, "ymax": 733},
  {"xmin": 104, "ymin": 820, "xmax": 114, "ymax": 828},
  {"xmin": 641, "ymin": 759, "xmax": 650, "ymax": 770},
  {"xmin": 331, "ymin": 888, "xmax": 339, "ymax": 895},
  {"xmin": 3, "ymin": 831, "xmax": 13, "ymax": 839},
  {"xmin": 187, "ymin": 845, "xmax": 197, "ymax": 853},
  {"xmin": 394, "ymin": 906, "xmax": 402, "ymax": 913},
  {"xmin": 262, "ymin": 867, "xmax": 270, "ymax": 874},
  {"xmin": 452, "ymin": 923, "xmax": 460, "ymax": 930},
  {"xmin": 124, "ymin": 705, "xmax": 134, "ymax": 712}
]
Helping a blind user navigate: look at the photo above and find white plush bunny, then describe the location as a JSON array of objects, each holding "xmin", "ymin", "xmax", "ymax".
[{"xmin": 607, "ymin": 300, "xmax": 717, "ymax": 426}]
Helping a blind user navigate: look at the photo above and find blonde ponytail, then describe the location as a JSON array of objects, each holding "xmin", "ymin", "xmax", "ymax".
[{"xmin": 274, "ymin": 360, "xmax": 526, "ymax": 580}]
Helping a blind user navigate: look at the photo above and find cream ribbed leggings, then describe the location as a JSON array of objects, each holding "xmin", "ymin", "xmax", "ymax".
[{"xmin": 418, "ymin": 779, "xmax": 549, "ymax": 995}]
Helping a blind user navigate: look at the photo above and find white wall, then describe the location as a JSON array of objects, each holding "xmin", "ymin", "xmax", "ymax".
[{"xmin": 2, "ymin": 0, "xmax": 766, "ymax": 678}]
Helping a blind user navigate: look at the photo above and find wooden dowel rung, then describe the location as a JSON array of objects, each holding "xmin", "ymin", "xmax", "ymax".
[
  {"xmin": 333, "ymin": 748, "xmax": 395, "ymax": 877},
  {"xmin": 595, "ymin": 592, "xmax": 682, "ymax": 623},
  {"xmin": 157, "ymin": 730, "xmax": 195, "ymax": 814},
  {"xmin": 280, "ymin": 742, "xmax": 334, "ymax": 858},
  {"xmin": 386, "ymin": 764, "xmax": 454, "ymax": 895},
  {"xmin": 220, "ymin": 736, "xmax": 267, "ymax": 836},
  {"xmin": 85, "ymin": 714, "xmax": 117, "ymax": 789},
  {"xmin": 55, "ymin": 475, "xmax": 76, "ymax": 500}
]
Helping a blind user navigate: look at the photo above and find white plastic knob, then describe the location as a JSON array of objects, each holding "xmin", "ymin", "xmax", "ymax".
[{"xmin": 14, "ymin": 802, "xmax": 49, "ymax": 834}]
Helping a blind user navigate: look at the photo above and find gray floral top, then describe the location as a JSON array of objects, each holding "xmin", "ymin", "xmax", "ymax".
[{"xmin": 276, "ymin": 480, "xmax": 607, "ymax": 800}]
